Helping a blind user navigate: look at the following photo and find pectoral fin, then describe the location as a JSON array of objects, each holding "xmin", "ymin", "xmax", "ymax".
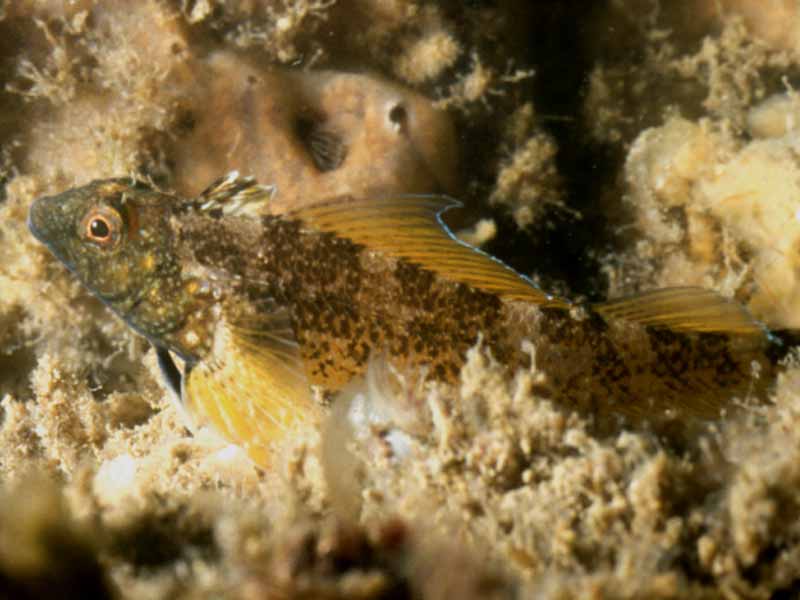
[
  {"xmin": 183, "ymin": 307, "xmax": 319, "ymax": 467},
  {"xmin": 594, "ymin": 287, "xmax": 766, "ymax": 335},
  {"xmin": 293, "ymin": 195, "xmax": 569, "ymax": 307}
]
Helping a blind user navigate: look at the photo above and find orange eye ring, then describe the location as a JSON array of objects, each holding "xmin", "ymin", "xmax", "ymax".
[{"xmin": 81, "ymin": 207, "xmax": 123, "ymax": 248}]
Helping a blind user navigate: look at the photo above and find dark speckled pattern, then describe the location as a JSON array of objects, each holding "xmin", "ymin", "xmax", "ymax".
[{"xmin": 179, "ymin": 211, "xmax": 512, "ymax": 390}]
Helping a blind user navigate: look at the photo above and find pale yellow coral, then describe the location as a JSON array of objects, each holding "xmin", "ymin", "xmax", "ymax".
[
  {"xmin": 395, "ymin": 30, "xmax": 461, "ymax": 84},
  {"xmin": 626, "ymin": 115, "xmax": 800, "ymax": 328},
  {"xmin": 720, "ymin": 0, "xmax": 800, "ymax": 54}
]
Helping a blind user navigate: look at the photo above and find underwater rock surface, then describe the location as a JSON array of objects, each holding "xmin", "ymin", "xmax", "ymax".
[{"xmin": 3, "ymin": 1, "xmax": 800, "ymax": 598}]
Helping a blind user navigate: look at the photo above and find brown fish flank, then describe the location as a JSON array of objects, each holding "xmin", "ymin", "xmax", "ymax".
[
  {"xmin": 177, "ymin": 210, "xmax": 510, "ymax": 390},
  {"xmin": 27, "ymin": 174, "xmax": 795, "ymax": 465}
]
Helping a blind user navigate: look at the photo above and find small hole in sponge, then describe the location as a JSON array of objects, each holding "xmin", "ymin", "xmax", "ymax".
[
  {"xmin": 174, "ymin": 109, "xmax": 196, "ymax": 134},
  {"xmin": 388, "ymin": 104, "xmax": 408, "ymax": 133}
]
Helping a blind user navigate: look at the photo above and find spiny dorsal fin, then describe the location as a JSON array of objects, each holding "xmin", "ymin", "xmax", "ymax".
[
  {"xmin": 291, "ymin": 195, "xmax": 569, "ymax": 307},
  {"xmin": 195, "ymin": 171, "xmax": 275, "ymax": 217},
  {"xmin": 183, "ymin": 306, "xmax": 319, "ymax": 467},
  {"xmin": 593, "ymin": 287, "xmax": 766, "ymax": 335}
]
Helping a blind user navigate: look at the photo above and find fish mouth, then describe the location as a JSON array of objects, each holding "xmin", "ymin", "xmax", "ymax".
[
  {"xmin": 27, "ymin": 194, "xmax": 70, "ymax": 265},
  {"xmin": 27, "ymin": 196, "xmax": 48, "ymax": 243},
  {"xmin": 27, "ymin": 193, "xmax": 64, "ymax": 246}
]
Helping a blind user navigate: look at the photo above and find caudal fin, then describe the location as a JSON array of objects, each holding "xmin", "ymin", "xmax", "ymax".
[{"xmin": 768, "ymin": 328, "xmax": 800, "ymax": 364}]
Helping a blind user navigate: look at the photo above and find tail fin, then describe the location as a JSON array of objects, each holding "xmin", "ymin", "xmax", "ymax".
[{"xmin": 767, "ymin": 328, "xmax": 800, "ymax": 364}]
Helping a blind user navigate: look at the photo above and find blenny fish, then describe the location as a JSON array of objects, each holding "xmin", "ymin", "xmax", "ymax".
[{"xmin": 27, "ymin": 173, "xmax": 798, "ymax": 465}]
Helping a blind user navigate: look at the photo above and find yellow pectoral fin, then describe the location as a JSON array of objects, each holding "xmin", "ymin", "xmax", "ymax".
[
  {"xmin": 184, "ymin": 319, "xmax": 320, "ymax": 468},
  {"xmin": 594, "ymin": 287, "xmax": 767, "ymax": 336},
  {"xmin": 292, "ymin": 195, "xmax": 569, "ymax": 307}
]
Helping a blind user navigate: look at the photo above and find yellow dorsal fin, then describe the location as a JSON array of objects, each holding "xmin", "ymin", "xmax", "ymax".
[
  {"xmin": 291, "ymin": 195, "xmax": 569, "ymax": 307},
  {"xmin": 593, "ymin": 287, "xmax": 766, "ymax": 335},
  {"xmin": 183, "ymin": 307, "xmax": 319, "ymax": 467}
]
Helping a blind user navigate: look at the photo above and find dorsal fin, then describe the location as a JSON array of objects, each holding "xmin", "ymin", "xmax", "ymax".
[
  {"xmin": 183, "ymin": 306, "xmax": 319, "ymax": 467},
  {"xmin": 194, "ymin": 171, "xmax": 275, "ymax": 217},
  {"xmin": 291, "ymin": 195, "xmax": 569, "ymax": 307},
  {"xmin": 593, "ymin": 287, "xmax": 766, "ymax": 335}
]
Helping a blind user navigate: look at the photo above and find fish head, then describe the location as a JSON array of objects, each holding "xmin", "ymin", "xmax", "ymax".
[{"xmin": 28, "ymin": 178, "xmax": 181, "ymax": 327}]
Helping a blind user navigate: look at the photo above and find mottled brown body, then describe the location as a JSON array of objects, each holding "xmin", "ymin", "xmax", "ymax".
[
  {"xmin": 176, "ymin": 209, "xmax": 777, "ymax": 419},
  {"xmin": 505, "ymin": 305, "xmax": 773, "ymax": 418},
  {"xmin": 27, "ymin": 174, "xmax": 792, "ymax": 464},
  {"xmin": 178, "ymin": 212, "xmax": 513, "ymax": 387}
]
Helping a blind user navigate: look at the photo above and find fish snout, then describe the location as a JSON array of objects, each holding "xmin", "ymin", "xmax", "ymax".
[
  {"xmin": 28, "ymin": 193, "xmax": 71, "ymax": 254},
  {"xmin": 27, "ymin": 195, "xmax": 51, "ymax": 243}
]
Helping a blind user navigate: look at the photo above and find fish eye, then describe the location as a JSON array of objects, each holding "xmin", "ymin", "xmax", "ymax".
[
  {"xmin": 81, "ymin": 206, "xmax": 123, "ymax": 248},
  {"xmin": 90, "ymin": 217, "xmax": 110, "ymax": 239}
]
